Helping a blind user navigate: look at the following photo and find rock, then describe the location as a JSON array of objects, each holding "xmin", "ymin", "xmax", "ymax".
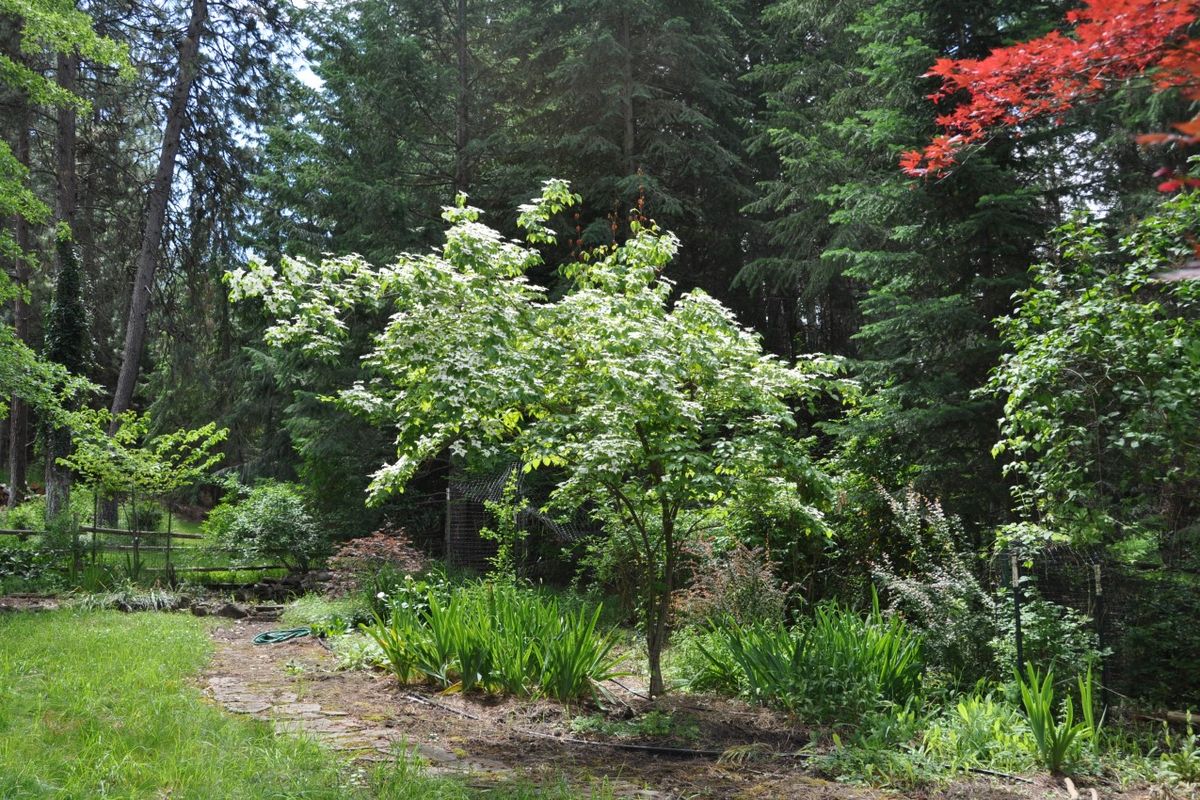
[{"xmin": 215, "ymin": 602, "xmax": 250, "ymax": 619}]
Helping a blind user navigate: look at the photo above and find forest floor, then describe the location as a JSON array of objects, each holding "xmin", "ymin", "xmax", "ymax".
[{"xmin": 201, "ymin": 619, "xmax": 1091, "ymax": 800}]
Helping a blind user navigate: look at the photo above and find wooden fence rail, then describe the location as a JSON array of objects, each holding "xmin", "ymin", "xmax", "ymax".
[
  {"xmin": 80, "ymin": 525, "xmax": 204, "ymax": 540},
  {"xmin": 1, "ymin": 526, "xmax": 284, "ymax": 579},
  {"xmin": 1, "ymin": 527, "xmax": 204, "ymax": 541}
]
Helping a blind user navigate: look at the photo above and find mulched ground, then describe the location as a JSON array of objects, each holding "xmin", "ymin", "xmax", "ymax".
[
  {"xmin": 0, "ymin": 594, "xmax": 60, "ymax": 613},
  {"xmin": 199, "ymin": 619, "xmax": 1086, "ymax": 799}
]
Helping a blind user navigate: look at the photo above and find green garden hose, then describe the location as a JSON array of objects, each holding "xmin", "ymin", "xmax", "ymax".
[{"xmin": 252, "ymin": 627, "xmax": 311, "ymax": 645}]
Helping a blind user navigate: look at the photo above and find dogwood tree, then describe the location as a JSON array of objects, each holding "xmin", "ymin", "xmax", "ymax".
[{"xmin": 229, "ymin": 180, "xmax": 844, "ymax": 695}]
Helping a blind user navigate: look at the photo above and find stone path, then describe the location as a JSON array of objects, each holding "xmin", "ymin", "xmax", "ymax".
[{"xmin": 201, "ymin": 620, "xmax": 508, "ymax": 776}]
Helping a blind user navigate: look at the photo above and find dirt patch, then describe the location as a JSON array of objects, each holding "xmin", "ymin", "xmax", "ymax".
[
  {"xmin": 0, "ymin": 594, "xmax": 60, "ymax": 613},
  {"xmin": 200, "ymin": 621, "xmax": 1087, "ymax": 799}
]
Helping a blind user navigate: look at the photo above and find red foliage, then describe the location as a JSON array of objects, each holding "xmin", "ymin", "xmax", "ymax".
[
  {"xmin": 901, "ymin": 0, "xmax": 1200, "ymax": 178},
  {"xmin": 326, "ymin": 526, "xmax": 427, "ymax": 594}
]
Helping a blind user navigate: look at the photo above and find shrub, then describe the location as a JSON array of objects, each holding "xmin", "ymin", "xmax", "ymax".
[
  {"xmin": 327, "ymin": 526, "xmax": 427, "ymax": 595},
  {"xmin": 0, "ymin": 540, "xmax": 59, "ymax": 591},
  {"xmin": 127, "ymin": 503, "xmax": 164, "ymax": 532},
  {"xmin": 677, "ymin": 539, "xmax": 789, "ymax": 627},
  {"xmin": 871, "ymin": 487, "xmax": 996, "ymax": 682},
  {"xmin": 208, "ymin": 482, "xmax": 329, "ymax": 571},
  {"xmin": 692, "ymin": 595, "xmax": 923, "ymax": 721},
  {"xmin": 990, "ymin": 588, "xmax": 1106, "ymax": 686},
  {"xmin": 4, "ymin": 497, "xmax": 46, "ymax": 532}
]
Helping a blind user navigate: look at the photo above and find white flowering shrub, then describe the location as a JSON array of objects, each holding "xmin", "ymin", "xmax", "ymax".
[{"xmin": 872, "ymin": 487, "xmax": 996, "ymax": 682}]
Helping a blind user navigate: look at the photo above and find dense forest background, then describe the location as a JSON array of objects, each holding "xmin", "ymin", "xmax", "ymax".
[{"xmin": 3, "ymin": 0, "xmax": 1197, "ymax": 626}]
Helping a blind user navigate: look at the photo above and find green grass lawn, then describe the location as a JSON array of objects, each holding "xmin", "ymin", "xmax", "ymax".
[{"xmin": 0, "ymin": 610, "xmax": 598, "ymax": 799}]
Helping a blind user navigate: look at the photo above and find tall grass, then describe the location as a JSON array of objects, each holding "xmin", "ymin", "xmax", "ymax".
[
  {"xmin": 366, "ymin": 582, "xmax": 622, "ymax": 702},
  {"xmin": 692, "ymin": 596, "xmax": 924, "ymax": 721}
]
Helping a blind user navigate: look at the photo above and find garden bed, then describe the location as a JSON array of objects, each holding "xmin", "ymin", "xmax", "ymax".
[{"xmin": 202, "ymin": 618, "xmax": 1085, "ymax": 800}]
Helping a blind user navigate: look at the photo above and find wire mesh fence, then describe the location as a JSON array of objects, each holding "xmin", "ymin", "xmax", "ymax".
[
  {"xmin": 992, "ymin": 543, "xmax": 1200, "ymax": 710},
  {"xmin": 445, "ymin": 461, "xmax": 598, "ymax": 573}
]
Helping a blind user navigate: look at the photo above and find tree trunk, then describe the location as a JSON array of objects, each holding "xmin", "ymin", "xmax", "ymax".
[
  {"xmin": 7, "ymin": 117, "xmax": 32, "ymax": 508},
  {"xmin": 453, "ymin": 0, "xmax": 469, "ymax": 193},
  {"xmin": 109, "ymin": 0, "xmax": 207, "ymax": 423},
  {"xmin": 620, "ymin": 11, "xmax": 635, "ymax": 176},
  {"xmin": 645, "ymin": 504, "xmax": 675, "ymax": 698},
  {"xmin": 44, "ymin": 50, "xmax": 80, "ymax": 522}
]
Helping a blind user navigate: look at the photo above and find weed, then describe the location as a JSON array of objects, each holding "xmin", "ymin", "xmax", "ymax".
[
  {"xmin": 571, "ymin": 710, "xmax": 699, "ymax": 741},
  {"xmin": 921, "ymin": 690, "xmax": 1036, "ymax": 773},
  {"xmin": 1161, "ymin": 715, "xmax": 1200, "ymax": 784}
]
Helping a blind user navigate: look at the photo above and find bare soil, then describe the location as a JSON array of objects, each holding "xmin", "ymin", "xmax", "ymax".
[
  {"xmin": 197, "ymin": 619, "xmax": 1119, "ymax": 799},
  {"xmin": 0, "ymin": 594, "xmax": 60, "ymax": 613}
]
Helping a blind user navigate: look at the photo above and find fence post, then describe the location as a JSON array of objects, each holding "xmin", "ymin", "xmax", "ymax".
[
  {"xmin": 1011, "ymin": 551, "xmax": 1024, "ymax": 673},
  {"xmin": 91, "ymin": 492, "xmax": 98, "ymax": 566},
  {"xmin": 71, "ymin": 511, "xmax": 81, "ymax": 578},
  {"xmin": 1094, "ymin": 562, "xmax": 1108, "ymax": 707},
  {"xmin": 165, "ymin": 503, "xmax": 173, "ymax": 586}
]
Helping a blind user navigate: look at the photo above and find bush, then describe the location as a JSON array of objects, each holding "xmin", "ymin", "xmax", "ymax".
[
  {"xmin": 4, "ymin": 497, "xmax": 46, "ymax": 532},
  {"xmin": 326, "ymin": 527, "xmax": 427, "ymax": 595},
  {"xmin": 690, "ymin": 595, "xmax": 924, "ymax": 721},
  {"xmin": 365, "ymin": 581, "xmax": 622, "ymax": 702},
  {"xmin": 0, "ymin": 540, "xmax": 59, "ymax": 591},
  {"xmin": 990, "ymin": 588, "xmax": 1106, "ymax": 687},
  {"xmin": 207, "ymin": 482, "xmax": 329, "ymax": 571},
  {"xmin": 677, "ymin": 540, "xmax": 789, "ymax": 627},
  {"xmin": 871, "ymin": 488, "xmax": 996, "ymax": 682},
  {"xmin": 127, "ymin": 503, "xmax": 164, "ymax": 532}
]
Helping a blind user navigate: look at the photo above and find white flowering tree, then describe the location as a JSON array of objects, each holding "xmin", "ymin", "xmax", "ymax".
[{"xmin": 229, "ymin": 180, "xmax": 844, "ymax": 695}]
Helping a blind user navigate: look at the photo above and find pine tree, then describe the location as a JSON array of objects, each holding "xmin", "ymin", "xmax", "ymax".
[
  {"xmin": 750, "ymin": 0, "xmax": 1069, "ymax": 532},
  {"xmin": 502, "ymin": 0, "xmax": 755, "ymax": 300}
]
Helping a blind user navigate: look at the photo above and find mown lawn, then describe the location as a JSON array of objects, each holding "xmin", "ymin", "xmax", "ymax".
[
  {"xmin": 0, "ymin": 610, "xmax": 357, "ymax": 798},
  {"xmin": 0, "ymin": 610, "xmax": 590, "ymax": 800}
]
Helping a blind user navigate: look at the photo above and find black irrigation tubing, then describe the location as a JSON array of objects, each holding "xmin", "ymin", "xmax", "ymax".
[
  {"xmin": 399, "ymin": 690, "xmax": 1036, "ymax": 784},
  {"xmin": 402, "ymin": 692, "xmax": 728, "ymax": 759}
]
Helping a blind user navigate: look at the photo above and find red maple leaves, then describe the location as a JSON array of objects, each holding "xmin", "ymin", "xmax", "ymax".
[{"xmin": 901, "ymin": 0, "xmax": 1200, "ymax": 179}]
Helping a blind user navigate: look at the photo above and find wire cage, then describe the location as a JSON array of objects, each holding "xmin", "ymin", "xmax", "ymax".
[
  {"xmin": 991, "ymin": 543, "xmax": 1200, "ymax": 709},
  {"xmin": 444, "ymin": 461, "xmax": 595, "ymax": 574}
]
